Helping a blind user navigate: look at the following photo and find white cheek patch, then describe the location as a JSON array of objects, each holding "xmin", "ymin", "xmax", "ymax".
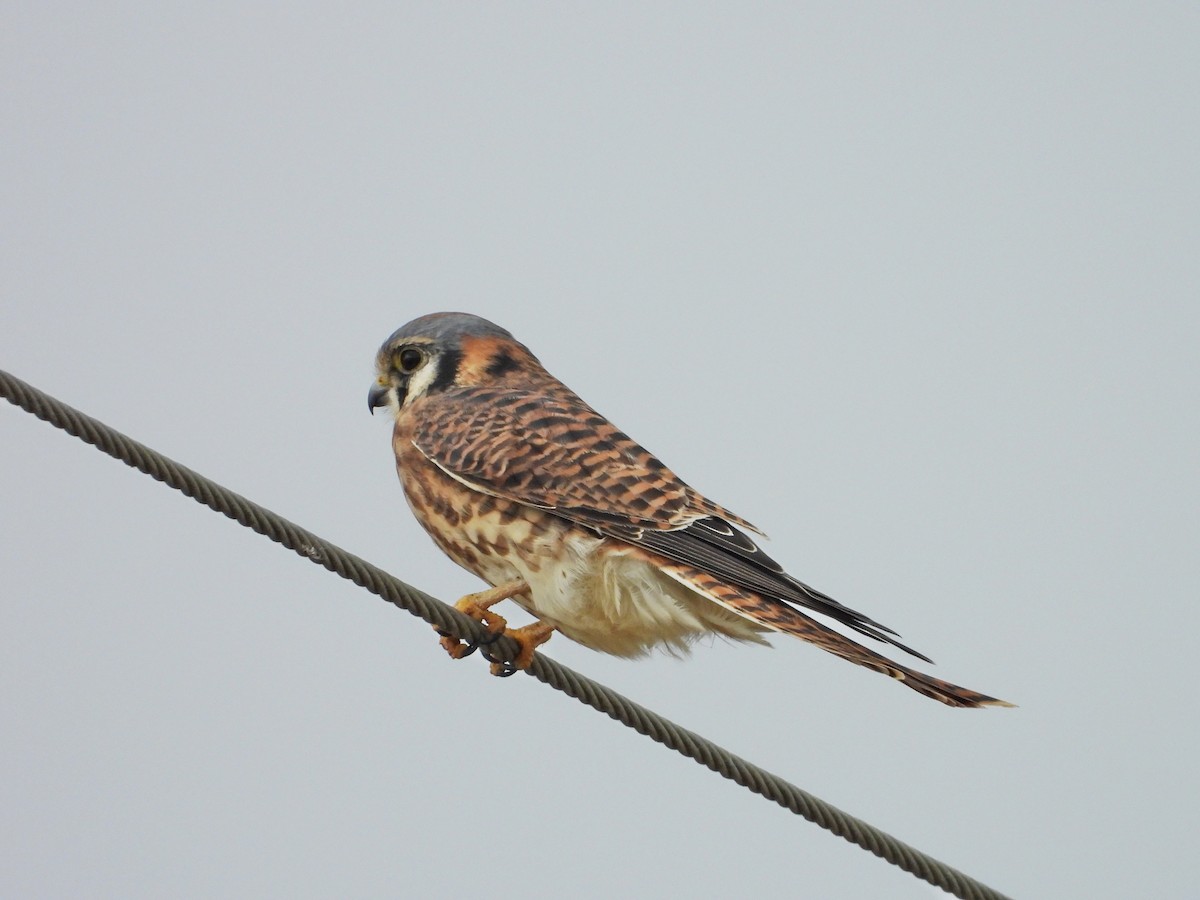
[
  {"xmin": 385, "ymin": 388, "xmax": 403, "ymax": 416},
  {"xmin": 401, "ymin": 359, "xmax": 441, "ymax": 406}
]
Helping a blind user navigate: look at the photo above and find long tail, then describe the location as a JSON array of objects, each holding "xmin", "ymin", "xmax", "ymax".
[{"xmin": 658, "ymin": 560, "xmax": 1014, "ymax": 708}]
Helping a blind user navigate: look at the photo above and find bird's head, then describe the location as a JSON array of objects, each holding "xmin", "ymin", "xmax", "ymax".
[{"xmin": 369, "ymin": 312, "xmax": 542, "ymax": 415}]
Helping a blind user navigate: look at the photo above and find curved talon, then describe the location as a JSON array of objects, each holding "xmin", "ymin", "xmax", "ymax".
[
  {"xmin": 436, "ymin": 629, "xmax": 479, "ymax": 660},
  {"xmin": 478, "ymin": 642, "xmax": 501, "ymax": 664},
  {"xmin": 478, "ymin": 642, "xmax": 514, "ymax": 675},
  {"xmin": 478, "ymin": 639, "xmax": 519, "ymax": 677},
  {"xmin": 491, "ymin": 660, "xmax": 519, "ymax": 678}
]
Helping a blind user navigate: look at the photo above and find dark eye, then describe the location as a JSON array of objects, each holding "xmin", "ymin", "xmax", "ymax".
[{"xmin": 398, "ymin": 347, "xmax": 424, "ymax": 373}]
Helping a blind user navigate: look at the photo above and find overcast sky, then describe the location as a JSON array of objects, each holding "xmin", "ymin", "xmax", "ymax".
[{"xmin": 3, "ymin": 5, "xmax": 1197, "ymax": 898}]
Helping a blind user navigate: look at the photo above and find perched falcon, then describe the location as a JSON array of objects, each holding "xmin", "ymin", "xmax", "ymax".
[{"xmin": 369, "ymin": 312, "xmax": 1011, "ymax": 708}]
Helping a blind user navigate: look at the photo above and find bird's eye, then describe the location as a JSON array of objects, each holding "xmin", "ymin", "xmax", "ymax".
[{"xmin": 397, "ymin": 347, "xmax": 424, "ymax": 374}]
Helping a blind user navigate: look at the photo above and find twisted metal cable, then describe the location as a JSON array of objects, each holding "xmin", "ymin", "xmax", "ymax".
[{"xmin": 1, "ymin": 368, "xmax": 1011, "ymax": 900}]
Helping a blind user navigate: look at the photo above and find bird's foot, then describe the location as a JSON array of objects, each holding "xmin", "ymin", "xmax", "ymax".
[
  {"xmin": 480, "ymin": 621, "xmax": 556, "ymax": 677},
  {"xmin": 434, "ymin": 580, "xmax": 527, "ymax": 661}
]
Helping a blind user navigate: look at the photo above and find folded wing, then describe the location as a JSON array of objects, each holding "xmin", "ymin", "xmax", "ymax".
[{"xmin": 412, "ymin": 385, "xmax": 930, "ymax": 662}]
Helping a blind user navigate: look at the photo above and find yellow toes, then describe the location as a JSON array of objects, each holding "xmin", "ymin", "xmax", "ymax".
[
  {"xmin": 438, "ymin": 633, "xmax": 475, "ymax": 659},
  {"xmin": 487, "ymin": 621, "xmax": 556, "ymax": 676},
  {"xmin": 452, "ymin": 598, "xmax": 507, "ymax": 636},
  {"xmin": 434, "ymin": 579, "xmax": 529, "ymax": 662}
]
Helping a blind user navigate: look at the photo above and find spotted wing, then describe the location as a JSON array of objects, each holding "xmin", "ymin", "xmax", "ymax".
[
  {"xmin": 412, "ymin": 386, "xmax": 928, "ymax": 660},
  {"xmin": 411, "ymin": 386, "xmax": 722, "ymax": 530}
]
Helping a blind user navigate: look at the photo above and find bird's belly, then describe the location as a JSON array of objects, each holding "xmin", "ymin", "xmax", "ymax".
[
  {"xmin": 517, "ymin": 537, "xmax": 768, "ymax": 658},
  {"xmin": 399, "ymin": 461, "xmax": 764, "ymax": 656}
]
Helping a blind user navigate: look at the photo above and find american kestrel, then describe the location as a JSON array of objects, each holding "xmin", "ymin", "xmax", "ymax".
[{"xmin": 369, "ymin": 312, "xmax": 1011, "ymax": 708}]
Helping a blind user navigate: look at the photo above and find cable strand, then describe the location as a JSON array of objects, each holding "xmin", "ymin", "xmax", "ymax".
[{"xmin": 1, "ymin": 368, "xmax": 1011, "ymax": 900}]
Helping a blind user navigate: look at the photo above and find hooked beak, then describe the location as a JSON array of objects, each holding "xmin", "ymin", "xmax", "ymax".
[{"xmin": 368, "ymin": 383, "xmax": 390, "ymax": 414}]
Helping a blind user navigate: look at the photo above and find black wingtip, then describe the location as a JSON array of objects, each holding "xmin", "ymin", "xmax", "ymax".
[
  {"xmin": 894, "ymin": 640, "xmax": 935, "ymax": 666},
  {"xmin": 845, "ymin": 619, "xmax": 935, "ymax": 664}
]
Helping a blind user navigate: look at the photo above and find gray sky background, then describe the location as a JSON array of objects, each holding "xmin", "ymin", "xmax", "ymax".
[{"xmin": 3, "ymin": 5, "xmax": 1197, "ymax": 898}]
